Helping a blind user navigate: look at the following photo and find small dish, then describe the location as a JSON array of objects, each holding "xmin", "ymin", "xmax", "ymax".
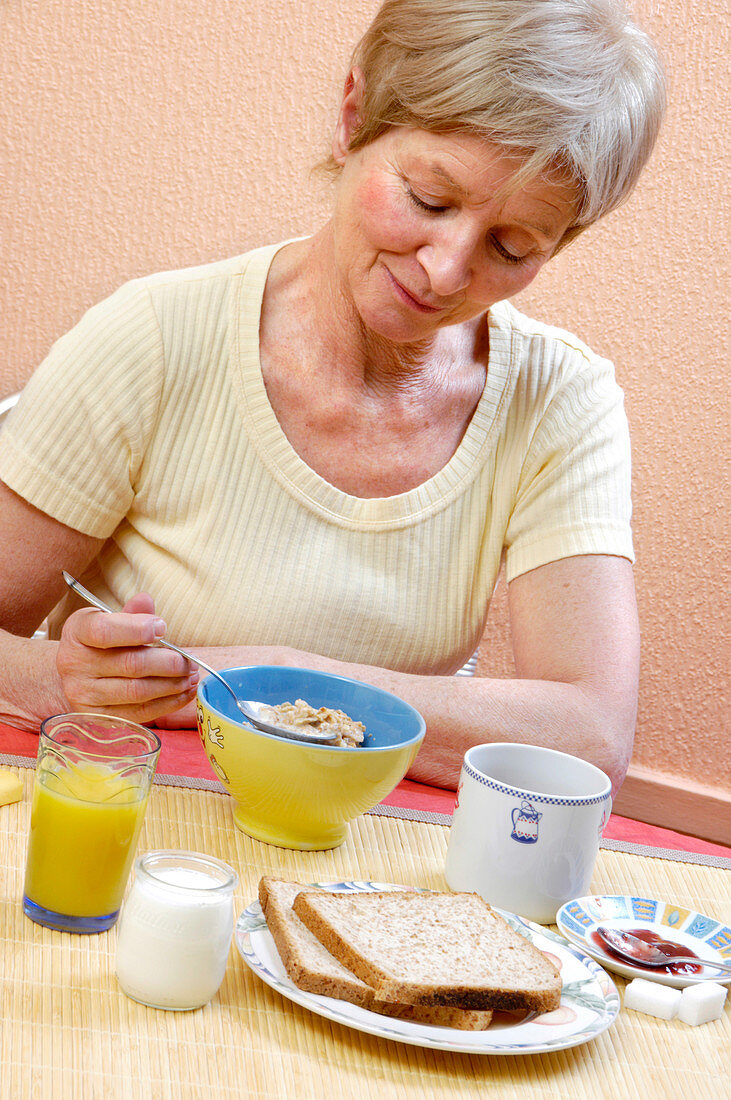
[
  {"xmin": 556, "ymin": 895, "xmax": 731, "ymax": 988},
  {"xmin": 236, "ymin": 880, "xmax": 620, "ymax": 1055}
]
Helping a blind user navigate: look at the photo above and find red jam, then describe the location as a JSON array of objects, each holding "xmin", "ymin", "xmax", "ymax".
[{"xmin": 590, "ymin": 927, "xmax": 703, "ymax": 975}]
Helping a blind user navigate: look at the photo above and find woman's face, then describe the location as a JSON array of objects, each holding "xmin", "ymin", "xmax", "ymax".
[{"xmin": 330, "ymin": 126, "xmax": 578, "ymax": 345}]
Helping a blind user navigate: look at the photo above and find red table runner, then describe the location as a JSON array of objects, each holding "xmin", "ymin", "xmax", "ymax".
[{"xmin": 3, "ymin": 720, "xmax": 729, "ymax": 859}]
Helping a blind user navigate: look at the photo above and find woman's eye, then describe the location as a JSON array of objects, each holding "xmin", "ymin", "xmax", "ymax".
[
  {"xmin": 407, "ymin": 188, "xmax": 447, "ymax": 214},
  {"xmin": 491, "ymin": 237, "xmax": 528, "ymax": 266}
]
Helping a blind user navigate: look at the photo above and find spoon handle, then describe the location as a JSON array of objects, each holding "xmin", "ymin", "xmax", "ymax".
[
  {"xmin": 63, "ymin": 572, "xmax": 118, "ymax": 615},
  {"xmin": 673, "ymin": 957, "xmax": 731, "ymax": 975},
  {"xmin": 62, "ymin": 572, "xmax": 339, "ymax": 744},
  {"xmin": 62, "ymin": 572, "xmax": 238, "ymax": 699}
]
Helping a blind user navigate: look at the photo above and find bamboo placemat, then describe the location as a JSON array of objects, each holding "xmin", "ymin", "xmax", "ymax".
[
  {"xmin": 5, "ymin": 748, "xmax": 727, "ymax": 867},
  {"xmin": 1, "ymin": 769, "xmax": 728, "ymax": 1100}
]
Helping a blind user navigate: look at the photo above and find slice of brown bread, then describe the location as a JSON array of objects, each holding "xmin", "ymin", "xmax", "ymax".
[
  {"xmin": 292, "ymin": 888, "xmax": 562, "ymax": 1013},
  {"xmin": 258, "ymin": 877, "xmax": 493, "ymax": 1030}
]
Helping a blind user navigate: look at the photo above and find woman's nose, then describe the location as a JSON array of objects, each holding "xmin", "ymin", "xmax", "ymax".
[{"xmin": 416, "ymin": 238, "xmax": 475, "ymax": 297}]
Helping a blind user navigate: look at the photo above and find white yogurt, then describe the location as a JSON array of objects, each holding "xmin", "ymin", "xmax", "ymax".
[{"xmin": 115, "ymin": 850, "xmax": 237, "ymax": 1010}]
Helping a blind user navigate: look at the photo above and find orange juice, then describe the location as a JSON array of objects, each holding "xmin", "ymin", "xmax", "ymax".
[{"xmin": 24, "ymin": 760, "xmax": 149, "ymax": 918}]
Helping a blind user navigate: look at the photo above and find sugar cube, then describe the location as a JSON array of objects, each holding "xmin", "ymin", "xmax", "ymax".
[
  {"xmin": 677, "ymin": 982, "xmax": 728, "ymax": 1026},
  {"xmin": 623, "ymin": 978, "xmax": 681, "ymax": 1020}
]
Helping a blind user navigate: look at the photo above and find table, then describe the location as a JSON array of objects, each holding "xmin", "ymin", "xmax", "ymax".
[
  {"xmin": 4, "ymin": 720, "xmax": 729, "ymax": 858},
  {"xmin": 1, "ymin": 765, "xmax": 729, "ymax": 1099}
]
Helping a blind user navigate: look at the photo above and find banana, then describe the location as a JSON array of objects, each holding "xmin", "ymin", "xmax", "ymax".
[{"xmin": 0, "ymin": 768, "xmax": 23, "ymax": 806}]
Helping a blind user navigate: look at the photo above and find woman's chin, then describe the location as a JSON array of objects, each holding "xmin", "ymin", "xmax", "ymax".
[{"xmin": 358, "ymin": 304, "xmax": 446, "ymax": 347}]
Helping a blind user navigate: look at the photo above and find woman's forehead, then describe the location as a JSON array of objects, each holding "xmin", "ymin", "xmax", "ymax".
[{"xmin": 384, "ymin": 128, "xmax": 580, "ymax": 227}]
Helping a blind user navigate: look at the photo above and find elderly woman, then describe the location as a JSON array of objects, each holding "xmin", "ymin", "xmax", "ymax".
[{"xmin": 0, "ymin": 0, "xmax": 664, "ymax": 791}]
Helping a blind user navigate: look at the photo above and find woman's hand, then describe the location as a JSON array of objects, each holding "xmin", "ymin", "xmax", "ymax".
[
  {"xmin": 56, "ymin": 593, "xmax": 200, "ymax": 723},
  {"xmin": 153, "ymin": 700, "xmax": 199, "ymax": 729}
]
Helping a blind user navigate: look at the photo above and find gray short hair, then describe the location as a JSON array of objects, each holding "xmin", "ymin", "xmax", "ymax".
[{"xmin": 336, "ymin": 0, "xmax": 666, "ymax": 234}]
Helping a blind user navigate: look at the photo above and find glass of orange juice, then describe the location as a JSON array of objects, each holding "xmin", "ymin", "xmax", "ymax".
[{"xmin": 23, "ymin": 713, "xmax": 161, "ymax": 933}]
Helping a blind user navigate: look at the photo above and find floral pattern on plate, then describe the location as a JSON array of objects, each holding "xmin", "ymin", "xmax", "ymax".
[
  {"xmin": 556, "ymin": 894, "xmax": 731, "ymax": 989},
  {"xmin": 236, "ymin": 880, "xmax": 619, "ymax": 1055}
]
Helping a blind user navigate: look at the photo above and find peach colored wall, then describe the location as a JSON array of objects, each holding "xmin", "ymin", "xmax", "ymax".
[{"xmin": 2, "ymin": 3, "xmax": 728, "ymax": 815}]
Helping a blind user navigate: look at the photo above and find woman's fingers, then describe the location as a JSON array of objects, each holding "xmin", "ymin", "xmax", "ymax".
[
  {"xmin": 63, "ymin": 687, "xmax": 200, "ymax": 726},
  {"xmin": 57, "ymin": 604, "xmax": 199, "ymax": 719},
  {"xmin": 62, "ymin": 607, "xmax": 192, "ymax": 674},
  {"xmin": 67, "ymin": 606, "xmax": 166, "ymax": 650},
  {"xmin": 62, "ymin": 666, "xmax": 199, "ymax": 705},
  {"xmin": 121, "ymin": 592, "xmax": 156, "ymax": 616}
]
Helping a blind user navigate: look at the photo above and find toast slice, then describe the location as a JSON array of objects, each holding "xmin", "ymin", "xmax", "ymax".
[
  {"xmin": 292, "ymin": 887, "xmax": 562, "ymax": 1014},
  {"xmin": 258, "ymin": 877, "xmax": 493, "ymax": 1029}
]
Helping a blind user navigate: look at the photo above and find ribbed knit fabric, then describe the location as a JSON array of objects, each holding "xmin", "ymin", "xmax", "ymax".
[{"xmin": 0, "ymin": 243, "xmax": 633, "ymax": 674}]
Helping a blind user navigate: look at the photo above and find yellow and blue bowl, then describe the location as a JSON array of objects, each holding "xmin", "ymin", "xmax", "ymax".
[{"xmin": 197, "ymin": 666, "xmax": 426, "ymax": 850}]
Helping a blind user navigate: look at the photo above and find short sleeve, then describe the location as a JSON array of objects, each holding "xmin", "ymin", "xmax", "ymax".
[
  {"xmin": 0, "ymin": 281, "xmax": 165, "ymax": 538},
  {"xmin": 504, "ymin": 350, "xmax": 634, "ymax": 583}
]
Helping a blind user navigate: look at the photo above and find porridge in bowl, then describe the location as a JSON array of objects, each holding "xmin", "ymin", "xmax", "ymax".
[{"xmin": 259, "ymin": 699, "xmax": 365, "ymax": 747}]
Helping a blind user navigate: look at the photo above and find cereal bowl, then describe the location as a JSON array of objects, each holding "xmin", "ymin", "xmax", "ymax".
[{"xmin": 197, "ymin": 666, "xmax": 426, "ymax": 850}]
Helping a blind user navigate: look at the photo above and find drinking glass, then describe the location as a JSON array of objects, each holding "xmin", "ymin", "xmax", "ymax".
[{"xmin": 23, "ymin": 713, "xmax": 161, "ymax": 933}]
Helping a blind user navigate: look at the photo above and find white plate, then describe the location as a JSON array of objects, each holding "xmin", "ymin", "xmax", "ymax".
[
  {"xmin": 236, "ymin": 880, "xmax": 619, "ymax": 1055},
  {"xmin": 556, "ymin": 894, "xmax": 731, "ymax": 988}
]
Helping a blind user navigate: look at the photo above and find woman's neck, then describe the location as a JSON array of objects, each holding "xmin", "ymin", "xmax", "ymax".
[
  {"xmin": 257, "ymin": 228, "xmax": 489, "ymax": 497},
  {"xmin": 266, "ymin": 227, "xmax": 459, "ymax": 394}
]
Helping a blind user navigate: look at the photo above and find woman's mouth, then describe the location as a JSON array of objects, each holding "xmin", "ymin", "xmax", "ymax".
[{"xmin": 386, "ymin": 269, "xmax": 442, "ymax": 314}]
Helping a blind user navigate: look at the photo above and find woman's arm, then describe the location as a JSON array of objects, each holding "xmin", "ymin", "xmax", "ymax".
[
  {"xmin": 0, "ymin": 482, "xmax": 198, "ymax": 729},
  {"xmin": 2, "ymin": 474, "xmax": 637, "ymax": 793},
  {"xmin": 164, "ymin": 554, "xmax": 639, "ymax": 793},
  {"xmin": 383, "ymin": 553, "xmax": 639, "ymax": 793}
]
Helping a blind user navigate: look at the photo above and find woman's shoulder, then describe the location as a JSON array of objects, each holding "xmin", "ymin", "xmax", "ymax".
[
  {"xmin": 127, "ymin": 243, "xmax": 282, "ymax": 299},
  {"xmin": 489, "ymin": 299, "xmax": 615, "ymax": 380},
  {"xmin": 487, "ymin": 300, "xmax": 625, "ymax": 446},
  {"xmin": 101, "ymin": 244, "xmax": 288, "ymax": 356}
]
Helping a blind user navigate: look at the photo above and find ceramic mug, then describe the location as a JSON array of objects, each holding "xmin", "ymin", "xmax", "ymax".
[{"xmin": 445, "ymin": 743, "xmax": 612, "ymax": 924}]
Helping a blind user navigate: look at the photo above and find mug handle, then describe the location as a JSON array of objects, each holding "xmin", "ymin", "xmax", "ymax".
[{"xmin": 511, "ymin": 807, "xmax": 520, "ymax": 827}]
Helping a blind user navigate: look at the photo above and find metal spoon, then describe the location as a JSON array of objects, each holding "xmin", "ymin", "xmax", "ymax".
[
  {"xmin": 62, "ymin": 572, "xmax": 339, "ymax": 745},
  {"xmin": 596, "ymin": 926, "xmax": 731, "ymax": 975}
]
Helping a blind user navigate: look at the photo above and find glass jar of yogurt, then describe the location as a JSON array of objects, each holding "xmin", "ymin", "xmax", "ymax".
[{"xmin": 115, "ymin": 850, "xmax": 238, "ymax": 1010}]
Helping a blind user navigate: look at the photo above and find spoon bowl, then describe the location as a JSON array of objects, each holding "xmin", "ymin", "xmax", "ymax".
[
  {"xmin": 231, "ymin": 698, "xmax": 341, "ymax": 744},
  {"xmin": 596, "ymin": 926, "xmax": 731, "ymax": 975},
  {"xmin": 62, "ymin": 572, "xmax": 338, "ymax": 745}
]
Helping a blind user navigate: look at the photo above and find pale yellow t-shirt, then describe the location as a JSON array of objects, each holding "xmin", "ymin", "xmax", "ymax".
[{"xmin": 0, "ymin": 243, "xmax": 633, "ymax": 674}]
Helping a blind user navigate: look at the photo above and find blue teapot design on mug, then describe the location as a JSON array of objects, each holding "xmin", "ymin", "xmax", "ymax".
[{"xmin": 511, "ymin": 800, "xmax": 542, "ymax": 844}]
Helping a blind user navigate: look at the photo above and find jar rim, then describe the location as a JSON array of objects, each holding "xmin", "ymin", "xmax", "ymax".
[{"xmin": 135, "ymin": 849, "xmax": 238, "ymax": 894}]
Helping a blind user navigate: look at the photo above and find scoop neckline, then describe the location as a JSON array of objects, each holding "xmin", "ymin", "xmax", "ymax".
[{"xmin": 231, "ymin": 242, "xmax": 518, "ymax": 530}]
